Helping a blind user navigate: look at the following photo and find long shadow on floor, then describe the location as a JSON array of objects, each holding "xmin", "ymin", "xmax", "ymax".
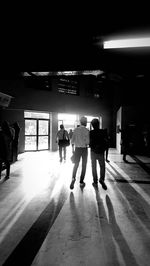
[
  {"xmin": 93, "ymin": 187, "xmax": 120, "ymax": 266},
  {"xmin": 106, "ymin": 195, "xmax": 139, "ymax": 266},
  {"xmin": 131, "ymin": 155, "xmax": 150, "ymax": 175},
  {"xmin": 107, "ymin": 164, "xmax": 150, "ymax": 233},
  {"xmin": 69, "ymin": 192, "xmax": 84, "ymax": 241},
  {"xmin": 2, "ymin": 187, "xmax": 68, "ymax": 266}
]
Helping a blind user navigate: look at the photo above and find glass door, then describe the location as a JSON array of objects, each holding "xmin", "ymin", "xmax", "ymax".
[
  {"xmin": 38, "ymin": 119, "xmax": 49, "ymax": 150},
  {"xmin": 25, "ymin": 119, "xmax": 50, "ymax": 151},
  {"xmin": 25, "ymin": 119, "xmax": 37, "ymax": 151}
]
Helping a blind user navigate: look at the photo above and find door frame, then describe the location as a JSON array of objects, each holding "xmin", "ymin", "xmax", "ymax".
[{"xmin": 25, "ymin": 118, "xmax": 50, "ymax": 151}]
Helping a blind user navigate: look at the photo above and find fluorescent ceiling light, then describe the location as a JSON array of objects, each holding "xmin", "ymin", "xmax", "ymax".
[
  {"xmin": 23, "ymin": 70, "xmax": 103, "ymax": 77},
  {"xmin": 104, "ymin": 37, "xmax": 150, "ymax": 49}
]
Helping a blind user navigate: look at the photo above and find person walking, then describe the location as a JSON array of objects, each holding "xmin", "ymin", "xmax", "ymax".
[
  {"xmin": 103, "ymin": 128, "xmax": 110, "ymax": 163},
  {"xmin": 56, "ymin": 124, "xmax": 70, "ymax": 162},
  {"xmin": 0, "ymin": 121, "xmax": 14, "ymax": 180},
  {"xmin": 68, "ymin": 129, "xmax": 73, "ymax": 140},
  {"xmin": 70, "ymin": 116, "xmax": 89, "ymax": 190},
  {"xmin": 12, "ymin": 122, "xmax": 20, "ymax": 162},
  {"xmin": 120, "ymin": 126, "xmax": 130, "ymax": 163},
  {"xmin": 89, "ymin": 118, "xmax": 107, "ymax": 190}
]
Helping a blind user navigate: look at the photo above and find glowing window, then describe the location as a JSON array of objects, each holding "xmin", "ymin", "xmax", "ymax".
[{"xmin": 24, "ymin": 111, "xmax": 49, "ymax": 119}]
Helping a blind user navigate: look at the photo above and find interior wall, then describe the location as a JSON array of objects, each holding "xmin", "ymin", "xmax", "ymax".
[
  {"xmin": 121, "ymin": 105, "xmax": 150, "ymax": 155},
  {"xmin": 0, "ymin": 76, "xmax": 114, "ymax": 151},
  {"xmin": 0, "ymin": 109, "xmax": 25, "ymax": 153},
  {"xmin": 5, "ymin": 78, "xmax": 112, "ymax": 120}
]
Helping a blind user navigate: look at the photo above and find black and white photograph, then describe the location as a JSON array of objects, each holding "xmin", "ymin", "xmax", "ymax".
[{"xmin": 0, "ymin": 6, "xmax": 150, "ymax": 266}]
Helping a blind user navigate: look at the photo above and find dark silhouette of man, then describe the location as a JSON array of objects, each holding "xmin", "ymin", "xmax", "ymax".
[
  {"xmin": 89, "ymin": 118, "xmax": 107, "ymax": 190},
  {"xmin": 70, "ymin": 116, "xmax": 89, "ymax": 189}
]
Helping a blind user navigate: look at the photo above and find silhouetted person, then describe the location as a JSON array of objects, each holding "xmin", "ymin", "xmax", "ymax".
[
  {"xmin": 89, "ymin": 118, "xmax": 107, "ymax": 190},
  {"xmin": 103, "ymin": 128, "xmax": 110, "ymax": 163},
  {"xmin": 68, "ymin": 129, "xmax": 73, "ymax": 140},
  {"xmin": 12, "ymin": 122, "xmax": 20, "ymax": 161},
  {"xmin": 70, "ymin": 116, "xmax": 89, "ymax": 189},
  {"xmin": 56, "ymin": 124, "xmax": 69, "ymax": 162},
  {"xmin": 0, "ymin": 121, "xmax": 14, "ymax": 179},
  {"xmin": 120, "ymin": 126, "xmax": 130, "ymax": 163}
]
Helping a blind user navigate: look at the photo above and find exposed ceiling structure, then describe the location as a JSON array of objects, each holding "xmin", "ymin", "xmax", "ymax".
[{"xmin": 1, "ymin": 8, "xmax": 150, "ymax": 83}]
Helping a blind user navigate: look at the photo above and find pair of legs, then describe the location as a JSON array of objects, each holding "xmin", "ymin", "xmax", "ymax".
[
  {"xmin": 105, "ymin": 147, "xmax": 110, "ymax": 162},
  {"xmin": 0, "ymin": 159, "xmax": 10, "ymax": 179},
  {"xmin": 122, "ymin": 145, "xmax": 129, "ymax": 162},
  {"xmin": 13, "ymin": 141, "xmax": 18, "ymax": 161},
  {"xmin": 91, "ymin": 151, "xmax": 107, "ymax": 190},
  {"xmin": 71, "ymin": 147, "xmax": 88, "ymax": 185},
  {"xmin": 59, "ymin": 145, "xmax": 66, "ymax": 162}
]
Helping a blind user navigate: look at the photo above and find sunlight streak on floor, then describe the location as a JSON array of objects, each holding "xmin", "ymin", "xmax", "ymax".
[
  {"xmin": 0, "ymin": 198, "xmax": 30, "ymax": 244},
  {"xmin": 20, "ymin": 151, "xmax": 54, "ymax": 199},
  {"xmin": 21, "ymin": 173, "xmax": 51, "ymax": 199},
  {"xmin": 109, "ymin": 161, "xmax": 150, "ymax": 205}
]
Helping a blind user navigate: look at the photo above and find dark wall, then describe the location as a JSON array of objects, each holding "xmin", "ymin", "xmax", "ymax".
[
  {"xmin": 0, "ymin": 109, "xmax": 25, "ymax": 153},
  {"xmin": 1, "ymin": 74, "xmax": 150, "ymax": 155},
  {"xmin": 0, "ymin": 76, "xmax": 113, "ymax": 134}
]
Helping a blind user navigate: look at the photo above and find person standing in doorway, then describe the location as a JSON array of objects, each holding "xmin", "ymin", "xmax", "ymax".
[
  {"xmin": 89, "ymin": 118, "xmax": 107, "ymax": 190},
  {"xmin": 12, "ymin": 122, "xmax": 20, "ymax": 162},
  {"xmin": 103, "ymin": 128, "xmax": 110, "ymax": 163},
  {"xmin": 70, "ymin": 116, "xmax": 89, "ymax": 190},
  {"xmin": 0, "ymin": 121, "xmax": 14, "ymax": 180},
  {"xmin": 68, "ymin": 129, "xmax": 73, "ymax": 140},
  {"xmin": 120, "ymin": 126, "xmax": 130, "ymax": 163},
  {"xmin": 56, "ymin": 124, "xmax": 69, "ymax": 162}
]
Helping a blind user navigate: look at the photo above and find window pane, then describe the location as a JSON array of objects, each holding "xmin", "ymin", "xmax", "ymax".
[
  {"xmin": 25, "ymin": 136, "xmax": 36, "ymax": 150},
  {"xmin": 38, "ymin": 120, "xmax": 49, "ymax": 135},
  {"xmin": 24, "ymin": 111, "xmax": 49, "ymax": 119},
  {"xmin": 38, "ymin": 136, "xmax": 48, "ymax": 150},
  {"xmin": 25, "ymin": 120, "xmax": 36, "ymax": 135}
]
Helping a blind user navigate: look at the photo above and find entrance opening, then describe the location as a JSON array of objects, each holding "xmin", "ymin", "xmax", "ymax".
[
  {"xmin": 58, "ymin": 113, "xmax": 78, "ymax": 132},
  {"xmin": 24, "ymin": 111, "xmax": 50, "ymax": 151},
  {"xmin": 58, "ymin": 113, "xmax": 102, "ymax": 132}
]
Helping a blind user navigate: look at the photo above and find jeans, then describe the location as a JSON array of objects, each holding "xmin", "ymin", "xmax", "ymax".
[
  {"xmin": 59, "ymin": 145, "xmax": 66, "ymax": 161},
  {"xmin": 72, "ymin": 147, "xmax": 88, "ymax": 183},
  {"xmin": 91, "ymin": 151, "xmax": 105, "ymax": 183},
  {"xmin": 0, "ymin": 159, "xmax": 10, "ymax": 178}
]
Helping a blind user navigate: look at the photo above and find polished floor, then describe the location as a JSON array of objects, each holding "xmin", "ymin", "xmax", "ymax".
[{"xmin": 0, "ymin": 148, "xmax": 150, "ymax": 266}]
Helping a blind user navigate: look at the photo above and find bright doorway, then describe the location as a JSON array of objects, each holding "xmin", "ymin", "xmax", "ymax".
[
  {"xmin": 24, "ymin": 111, "xmax": 50, "ymax": 151},
  {"xmin": 58, "ymin": 113, "xmax": 79, "ymax": 132},
  {"xmin": 57, "ymin": 113, "xmax": 102, "ymax": 132}
]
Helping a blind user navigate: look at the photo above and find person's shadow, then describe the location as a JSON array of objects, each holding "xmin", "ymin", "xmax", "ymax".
[
  {"xmin": 93, "ymin": 187, "xmax": 120, "ymax": 266},
  {"xmin": 106, "ymin": 195, "xmax": 139, "ymax": 266},
  {"xmin": 69, "ymin": 192, "xmax": 83, "ymax": 241}
]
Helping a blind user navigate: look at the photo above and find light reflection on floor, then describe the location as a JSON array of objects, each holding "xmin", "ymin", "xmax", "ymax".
[
  {"xmin": 20, "ymin": 149, "xmax": 74, "ymax": 199},
  {"xmin": 1, "ymin": 149, "xmax": 150, "ymax": 266}
]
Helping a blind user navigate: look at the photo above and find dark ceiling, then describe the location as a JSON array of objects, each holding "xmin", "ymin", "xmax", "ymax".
[{"xmin": 1, "ymin": 7, "xmax": 150, "ymax": 80}]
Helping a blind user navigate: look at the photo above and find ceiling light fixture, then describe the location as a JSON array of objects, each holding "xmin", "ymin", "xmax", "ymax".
[
  {"xmin": 23, "ymin": 70, "xmax": 103, "ymax": 77},
  {"xmin": 103, "ymin": 37, "xmax": 150, "ymax": 49}
]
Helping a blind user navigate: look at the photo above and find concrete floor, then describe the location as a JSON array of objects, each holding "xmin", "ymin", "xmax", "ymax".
[{"xmin": 0, "ymin": 148, "xmax": 150, "ymax": 266}]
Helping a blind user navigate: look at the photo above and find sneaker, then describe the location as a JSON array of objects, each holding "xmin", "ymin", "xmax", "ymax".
[
  {"xmin": 70, "ymin": 179, "xmax": 75, "ymax": 190},
  {"xmin": 99, "ymin": 179, "xmax": 107, "ymax": 190},
  {"xmin": 106, "ymin": 159, "xmax": 110, "ymax": 163},
  {"xmin": 5, "ymin": 176, "xmax": 10, "ymax": 180},
  {"xmin": 123, "ymin": 159, "xmax": 129, "ymax": 163},
  {"xmin": 92, "ymin": 182, "xmax": 98, "ymax": 188},
  {"xmin": 80, "ymin": 182, "xmax": 85, "ymax": 187}
]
